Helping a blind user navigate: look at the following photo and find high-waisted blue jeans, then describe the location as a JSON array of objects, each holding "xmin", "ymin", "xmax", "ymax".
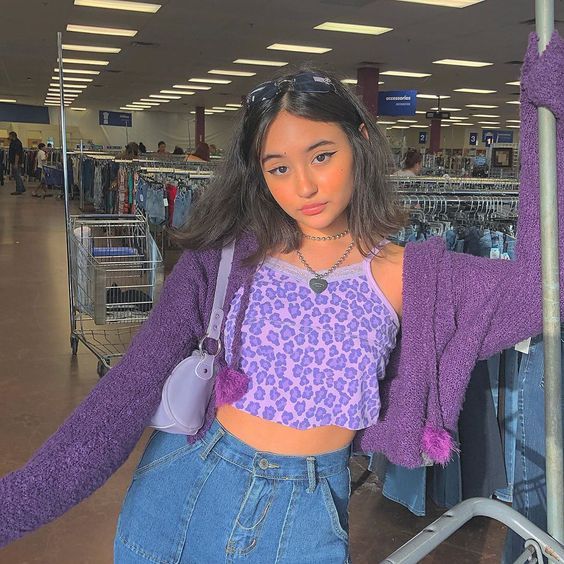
[{"xmin": 115, "ymin": 419, "xmax": 352, "ymax": 563}]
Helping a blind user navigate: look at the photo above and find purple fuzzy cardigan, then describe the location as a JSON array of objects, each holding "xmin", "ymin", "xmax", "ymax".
[{"xmin": 1, "ymin": 33, "xmax": 563, "ymax": 548}]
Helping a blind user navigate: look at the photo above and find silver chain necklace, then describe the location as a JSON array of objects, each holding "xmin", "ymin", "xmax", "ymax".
[
  {"xmin": 296, "ymin": 241, "xmax": 355, "ymax": 294},
  {"xmin": 302, "ymin": 229, "xmax": 350, "ymax": 241}
]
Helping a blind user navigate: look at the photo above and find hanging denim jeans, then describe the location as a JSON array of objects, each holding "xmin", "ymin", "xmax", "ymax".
[
  {"xmin": 503, "ymin": 335, "xmax": 564, "ymax": 563},
  {"xmin": 505, "ymin": 235, "xmax": 517, "ymax": 260},
  {"xmin": 172, "ymin": 189, "xmax": 193, "ymax": 229},
  {"xmin": 479, "ymin": 228, "xmax": 493, "ymax": 258},
  {"xmin": 146, "ymin": 186, "xmax": 166, "ymax": 226}
]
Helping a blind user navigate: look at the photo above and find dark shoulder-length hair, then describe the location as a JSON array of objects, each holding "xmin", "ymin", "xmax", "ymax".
[{"xmin": 174, "ymin": 67, "xmax": 405, "ymax": 263}]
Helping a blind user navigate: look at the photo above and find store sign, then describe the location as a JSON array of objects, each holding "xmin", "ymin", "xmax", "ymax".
[
  {"xmin": 378, "ymin": 90, "xmax": 417, "ymax": 116},
  {"xmin": 469, "ymin": 132, "xmax": 478, "ymax": 146},
  {"xmin": 0, "ymin": 103, "xmax": 50, "ymax": 124},
  {"xmin": 425, "ymin": 111, "xmax": 451, "ymax": 120},
  {"xmin": 418, "ymin": 131, "xmax": 427, "ymax": 144},
  {"xmin": 99, "ymin": 110, "xmax": 132, "ymax": 127},
  {"xmin": 482, "ymin": 129, "xmax": 514, "ymax": 144}
]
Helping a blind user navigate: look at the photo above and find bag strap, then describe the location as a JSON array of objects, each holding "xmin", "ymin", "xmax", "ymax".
[{"xmin": 204, "ymin": 241, "xmax": 235, "ymax": 344}]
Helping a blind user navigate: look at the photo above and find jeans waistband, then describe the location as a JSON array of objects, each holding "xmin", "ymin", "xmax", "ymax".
[{"xmin": 199, "ymin": 419, "xmax": 351, "ymax": 483}]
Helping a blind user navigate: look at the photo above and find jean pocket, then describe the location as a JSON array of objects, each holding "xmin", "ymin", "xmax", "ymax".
[
  {"xmin": 116, "ymin": 433, "xmax": 210, "ymax": 563},
  {"xmin": 134, "ymin": 431, "xmax": 202, "ymax": 479},
  {"xmin": 319, "ymin": 470, "xmax": 351, "ymax": 543}
]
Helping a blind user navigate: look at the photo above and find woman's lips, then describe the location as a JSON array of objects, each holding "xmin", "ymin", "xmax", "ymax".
[{"xmin": 300, "ymin": 202, "xmax": 327, "ymax": 216}]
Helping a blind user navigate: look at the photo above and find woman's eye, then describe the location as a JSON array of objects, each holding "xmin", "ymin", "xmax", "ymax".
[
  {"xmin": 314, "ymin": 151, "xmax": 336, "ymax": 164},
  {"xmin": 268, "ymin": 165, "xmax": 288, "ymax": 175}
]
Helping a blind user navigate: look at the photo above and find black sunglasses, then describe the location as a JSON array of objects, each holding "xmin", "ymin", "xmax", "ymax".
[{"xmin": 246, "ymin": 72, "xmax": 335, "ymax": 106}]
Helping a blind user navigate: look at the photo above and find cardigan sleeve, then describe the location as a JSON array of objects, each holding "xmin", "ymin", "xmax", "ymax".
[
  {"xmin": 450, "ymin": 32, "xmax": 564, "ymax": 360},
  {"xmin": 0, "ymin": 249, "xmax": 210, "ymax": 548}
]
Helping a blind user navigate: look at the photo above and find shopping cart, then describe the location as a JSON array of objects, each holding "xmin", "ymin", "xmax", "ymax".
[
  {"xmin": 43, "ymin": 165, "xmax": 65, "ymax": 198},
  {"xmin": 68, "ymin": 213, "xmax": 164, "ymax": 377}
]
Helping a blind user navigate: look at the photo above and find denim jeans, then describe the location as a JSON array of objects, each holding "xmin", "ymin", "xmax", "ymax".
[
  {"xmin": 479, "ymin": 229, "xmax": 492, "ymax": 258},
  {"xmin": 115, "ymin": 419, "xmax": 352, "ymax": 563},
  {"xmin": 12, "ymin": 165, "xmax": 25, "ymax": 193},
  {"xmin": 145, "ymin": 186, "xmax": 166, "ymax": 226},
  {"xmin": 503, "ymin": 336, "xmax": 564, "ymax": 563},
  {"xmin": 505, "ymin": 235, "xmax": 517, "ymax": 260},
  {"xmin": 172, "ymin": 190, "xmax": 192, "ymax": 229}
]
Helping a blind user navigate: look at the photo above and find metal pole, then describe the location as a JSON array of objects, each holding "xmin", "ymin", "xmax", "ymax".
[
  {"xmin": 536, "ymin": 0, "xmax": 564, "ymax": 544},
  {"xmin": 57, "ymin": 32, "xmax": 76, "ymax": 337}
]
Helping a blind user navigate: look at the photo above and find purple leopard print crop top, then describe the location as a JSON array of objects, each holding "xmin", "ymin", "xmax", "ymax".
[{"xmin": 224, "ymin": 245, "xmax": 400, "ymax": 430}]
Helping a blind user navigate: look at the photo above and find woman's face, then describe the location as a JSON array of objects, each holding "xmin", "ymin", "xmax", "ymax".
[{"xmin": 260, "ymin": 110, "xmax": 355, "ymax": 235}]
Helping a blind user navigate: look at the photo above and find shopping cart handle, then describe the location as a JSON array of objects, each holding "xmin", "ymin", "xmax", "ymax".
[{"xmin": 380, "ymin": 498, "xmax": 564, "ymax": 564}]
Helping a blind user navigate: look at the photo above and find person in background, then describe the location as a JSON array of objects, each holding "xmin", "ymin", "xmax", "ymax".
[
  {"xmin": 8, "ymin": 132, "xmax": 25, "ymax": 196},
  {"xmin": 31, "ymin": 143, "xmax": 51, "ymax": 198},
  {"xmin": 185, "ymin": 141, "xmax": 210, "ymax": 162},
  {"xmin": 172, "ymin": 146, "xmax": 185, "ymax": 155},
  {"xmin": 138, "ymin": 142, "xmax": 147, "ymax": 154},
  {"xmin": 119, "ymin": 142, "xmax": 139, "ymax": 160},
  {"xmin": 157, "ymin": 141, "xmax": 169, "ymax": 155},
  {"xmin": 393, "ymin": 148, "xmax": 422, "ymax": 177}
]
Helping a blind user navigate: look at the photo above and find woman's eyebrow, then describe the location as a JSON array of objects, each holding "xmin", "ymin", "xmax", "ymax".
[{"xmin": 261, "ymin": 140, "xmax": 336, "ymax": 166}]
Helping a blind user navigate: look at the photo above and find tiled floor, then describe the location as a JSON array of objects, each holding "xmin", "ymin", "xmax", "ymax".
[{"xmin": 0, "ymin": 180, "xmax": 507, "ymax": 563}]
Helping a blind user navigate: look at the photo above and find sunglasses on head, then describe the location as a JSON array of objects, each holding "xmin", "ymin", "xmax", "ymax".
[{"xmin": 245, "ymin": 72, "xmax": 335, "ymax": 106}]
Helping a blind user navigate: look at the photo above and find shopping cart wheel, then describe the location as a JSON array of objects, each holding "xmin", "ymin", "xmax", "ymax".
[
  {"xmin": 97, "ymin": 360, "xmax": 109, "ymax": 378},
  {"xmin": 70, "ymin": 335, "xmax": 79, "ymax": 355}
]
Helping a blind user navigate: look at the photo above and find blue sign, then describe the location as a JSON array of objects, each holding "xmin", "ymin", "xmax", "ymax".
[
  {"xmin": 418, "ymin": 131, "xmax": 427, "ymax": 144},
  {"xmin": 378, "ymin": 90, "xmax": 417, "ymax": 116},
  {"xmin": 482, "ymin": 129, "xmax": 514, "ymax": 144},
  {"xmin": 469, "ymin": 132, "xmax": 478, "ymax": 146},
  {"xmin": 0, "ymin": 103, "xmax": 50, "ymax": 124},
  {"xmin": 475, "ymin": 155, "xmax": 487, "ymax": 166},
  {"xmin": 99, "ymin": 110, "xmax": 132, "ymax": 127}
]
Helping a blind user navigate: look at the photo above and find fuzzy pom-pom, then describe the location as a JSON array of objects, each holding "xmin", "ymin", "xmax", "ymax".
[
  {"xmin": 215, "ymin": 367, "xmax": 249, "ymax": 407},
  {"xmin": 422, "ymin": 425, "xmax": 456, "ymax": 465}
]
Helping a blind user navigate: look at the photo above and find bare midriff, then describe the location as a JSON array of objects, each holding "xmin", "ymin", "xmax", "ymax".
[{"xmin": 216, "ymin": 404, "xmax": 356, "ymax": 456}]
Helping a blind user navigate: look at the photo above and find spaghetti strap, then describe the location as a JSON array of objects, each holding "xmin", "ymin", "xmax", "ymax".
[{"xmin": 364, "ymin": 239, "xmax": 391, "ymax": 260}]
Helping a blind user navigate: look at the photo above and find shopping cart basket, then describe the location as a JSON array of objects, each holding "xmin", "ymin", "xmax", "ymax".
[
  {"xmin": 68, "ymin": 213, "xmax": 164, "ymax": 377},
  {"xmin": 43, "ymin": 165, "xmax": 64, "ymax": 198}
]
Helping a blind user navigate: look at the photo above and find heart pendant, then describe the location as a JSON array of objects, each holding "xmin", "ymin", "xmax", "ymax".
[{"xmin": 309, "ymin": 278, "xmax": 328, "ymax": 294}]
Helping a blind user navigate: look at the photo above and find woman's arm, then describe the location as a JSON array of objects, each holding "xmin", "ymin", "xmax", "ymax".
[{"xmin": 0, "ymin": 249, "xmax": 209, "ymax": 548}]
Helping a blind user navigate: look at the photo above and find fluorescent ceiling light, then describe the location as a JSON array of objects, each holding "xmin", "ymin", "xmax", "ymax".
[
  {"xmin": 67, "ymin": 24, "xmax": 137, "ymax": 37},
  {"xmin": 141, "ymin": 98, "xmax": 169, "ymax": 103},
  {"xmin": 398, "ymin": 119, "xmax": 417, "ymax": 123},
  {"xmin": 70, "ymin": 107, "xmax": 87, "ymax": 111},
  {"xmin": 173, "ymin": 84, "xmax": 211, "ymax": 91},
  {"xmin": 208, "ymin": 69, "xmax": 256, "ymax": 77},
  {"xmin": 417, "ymin": 94, "xmax": 451, "ymax": 99},
  {"xmin": 454, "ymin": 88, "xmax": 497, "ymax": 94},
  {"xmin": 50, "ymin": 83, "xmax": 87, "ymax": 88},
  {"xmin": 506, "ymin": 81, "xmax": 521, "ymax": 86},
  {"xmin": 454, "ymin": 122, "xmax": 474, "ymax": 125},
  {"xmin": 234, "ymin": 58, "xmax": 288, "ymax": 67},
  {"xmin": 506, "ymin": 100, "xmax": 521, "ymax": 105},
  {"xmin": 226, "ymin": 103, "xmax": 242, "ymax": 108},
  {"xmin": 49, "ymin": 88, "xmax": 84, "ymax": 94},
  {"xmin": 481, "ymin": 126, "xmax": 499, "ymax": 129},
  {"xmin": 394, "ymin": 0, "xmax": 484, "ymax": 7},
  {"xmin": 415, "ymin": 111, "xmax": 426, "ymax": 115},
  {"xmin": 61, "ymin": 57, "xmax": 109, "ymax": 66},
  {"xmin": 74, "ymin": 0, "xmax": 161, "ymax": 12},
  {"xmin": 161, "ymin": 89, "xmax": 194, "ymax": 95},
  {"xmin": 410, "ymin": 124, "xmax": 429, "ymax": 128},
  {"xmin": 54, "ymin": 67, "xmax": 100, "ymax": 74},
  {"xmin": 212, "ymin": 106, "xmax": 239, "ymax": 111},
  {"xmin": 0, "ymin": 98, "xmax": 17, "ymax": 103},
  {"xmin": 466, "ymin": 104, "xmax": 498, "ymax": 108},
  {"xmin": 506, "ymin": 119, "xmax": 520, "ymax": 123},
  {"xmin": 478, "ymin": 121, "xmax": 500, "ymax": 125},
  {"xmin": 433, "ymin": 58, "xmax": 492, "ymax": 67},
  {"xmin": 378, "ymin": 121, "xmax": 396, "ymax": 124},
  {"xmin": 51, "ymin": 76, "xmax": 93, "ymax": 82},
  {"xmin": 313, "ymin": 22, "xmax": 393, "ymax": 35},
  {"xmin": 133, "ymin": 101, "xmax": 159, "ymax": 106},
  {"xmin": 121, "ymin": 106, "xmax": 143, "ymax": 110},
  {"xmin": 381, "ymin": 70, "xmax": 431, "ymax": 78},
  {"xmin": 341, "ymin": 79, "xmax": 357, "ymax": 85},
  {"xmin": 441, "ymin": 124, "xmax": 450, "ymax": 127},
  {"xmin": 267, "ymin": 43, "xmax": 332, "ymax": 54},
  {"xmin": 62, "ymin": 43, "xmax": 121, "ymax": 54},
  {"xmin": 149, "ymin": 94, "xmax": 181, "ymax": 99},
  {"xmin": 507, "ymin": 125, "xmax": 520, "ymax": 129},
  {"xmin": 449, "ymin": 116, "xmax": 469, "ymax": 120},
  {"xmin": 191, "ymin": 110, "xmax": 216, "ymax": 115},
  {"xmin": 189, "ymin": 78, "xmax": 232, "ymax": 84},
  {"xmin": 391, "ymin": 126, "xmax": 410, "ymax": 129},
  {"xmin": 430, "ymin": 107, "xmax": 461, "ymax": 111},
  {"xmin": 472, "ymin": 114, "xmax": 500, "ymax": 118}
]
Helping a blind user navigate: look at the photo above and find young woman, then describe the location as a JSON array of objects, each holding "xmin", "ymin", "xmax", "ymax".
[
  {"xmin": 393, "ymin": 148, "xmax": 422, "ymax": 177},
  {"xmin": 0, "ymin": 32, "xmax": 563, "ymax": 563}
]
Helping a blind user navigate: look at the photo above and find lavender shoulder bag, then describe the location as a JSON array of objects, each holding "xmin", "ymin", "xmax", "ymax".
[{"xmin": 150, "ymin": 241, "xmax": 235, "ymax": 435}]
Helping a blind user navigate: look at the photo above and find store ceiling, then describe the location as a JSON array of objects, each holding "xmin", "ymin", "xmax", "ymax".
[{"xmin": 2, "ymin": 0, "xmax": 564, "ymax": 125}]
